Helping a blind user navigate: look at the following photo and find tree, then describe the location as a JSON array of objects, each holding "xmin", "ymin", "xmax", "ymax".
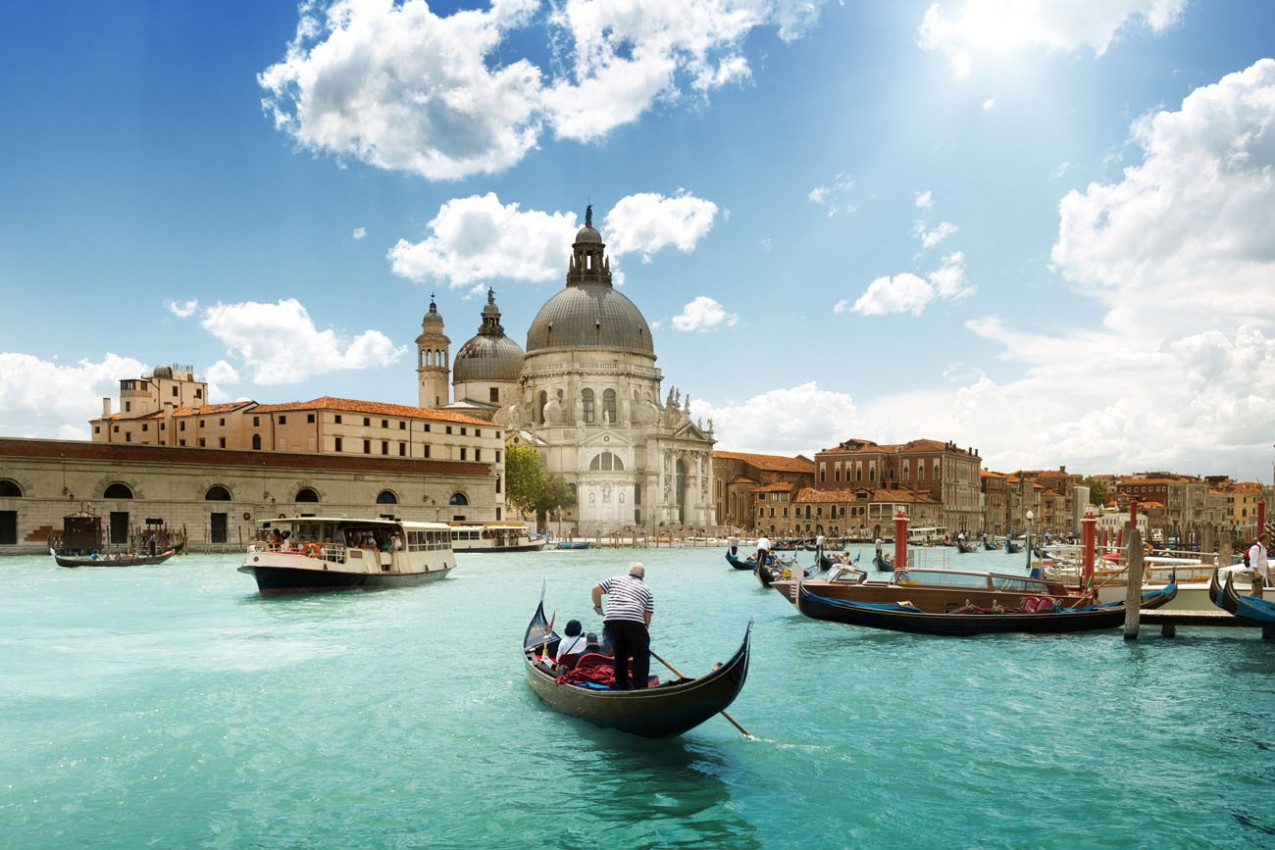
[
  {"xmin": 1077, "ymin": 476, "xmax": 1108, "ymax": 509},
  {"xmin": 504, "ymin": 444, "xmax": 576, "ymax": 532}
]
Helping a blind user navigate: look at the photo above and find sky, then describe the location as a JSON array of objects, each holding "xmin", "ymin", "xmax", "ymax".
[{"xmin": 2, "ymin": 0, "xmax": 1274, "ymax": 483}]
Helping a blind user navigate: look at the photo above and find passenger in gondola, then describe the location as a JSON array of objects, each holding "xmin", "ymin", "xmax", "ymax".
[
  {"xmin": 555, "ymin": 619, "xmax": 588, "ymax": 666},
  {"xmin": 583, "ymin": 631, "xmax": 605, "ymax": 655},
  {"xmin": 756, "ymin": 534, "xmax": 772, "ymax": 567}
]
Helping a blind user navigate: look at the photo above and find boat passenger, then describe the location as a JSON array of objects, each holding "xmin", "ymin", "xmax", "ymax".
[{"xmin": 555, "ymin": 619, "xmax": 587, "ymax": 665}]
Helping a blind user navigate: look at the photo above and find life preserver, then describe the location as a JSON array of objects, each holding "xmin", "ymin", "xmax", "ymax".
[{"xmin": 304, "ymin": 542, "xmax": 321, "ymax": 558}]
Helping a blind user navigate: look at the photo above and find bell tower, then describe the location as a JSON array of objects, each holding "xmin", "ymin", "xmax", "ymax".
[{"xmin": 416, "ymin": 295, "xmax": 451, "ymax": 408}]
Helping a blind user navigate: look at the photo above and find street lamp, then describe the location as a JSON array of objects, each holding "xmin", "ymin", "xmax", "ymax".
[{"xmin": 1025, "ymin": 510, "xmax": 1034, "ymax": 573}]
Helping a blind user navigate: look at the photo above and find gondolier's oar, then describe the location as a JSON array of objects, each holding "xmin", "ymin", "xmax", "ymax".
[{"xmin": 649, "ymin": 649, "xmax": 753, "ymax": 740}]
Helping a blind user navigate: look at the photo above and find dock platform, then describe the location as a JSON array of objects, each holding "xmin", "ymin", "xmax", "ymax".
[{"xmin": 1139, "ymin": 609, "xmax": 1273, "ymax": 638}]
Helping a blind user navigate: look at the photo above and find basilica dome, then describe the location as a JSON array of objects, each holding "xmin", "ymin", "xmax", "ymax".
[
  {"xmin": 525, "ymin": 284, "xmax": 654, "ymax": 355},
  {"xmin": 525, "ymin": 210, "xmax": 654, "ymax": 356}
]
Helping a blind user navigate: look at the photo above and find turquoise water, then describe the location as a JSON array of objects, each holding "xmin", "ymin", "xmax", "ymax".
[{"xmin": 2, "ymin": 546, "xmax": 1273, "ymax": 849}]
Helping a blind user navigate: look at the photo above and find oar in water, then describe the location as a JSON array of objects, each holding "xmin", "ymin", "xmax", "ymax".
[{"xmin": 649, "ymin": 649, "xmax": 753, "ymax": 740}]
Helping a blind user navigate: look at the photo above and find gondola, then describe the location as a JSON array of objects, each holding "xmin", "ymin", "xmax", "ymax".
[
  {"xmin": 725, "ymin": 552, "xmax": 756, "ymax": 571},
  {"xmin": 1210, "ymin": 570, "xmax": 1275, "ymax": 625},
  {"xmin": 51, "ymin": 548, "xmax": 178, "ymax": 568},
  {"xmin": 755, "ymin": 554, "xmax": 811, "ymax": 588},
  {"xmin": 982, "ymin": 539, "xmax": 1003, "ymax": 551},
  {"xmin": 522, "ymin": 598, "xmax": 751, "ymax": 738},
  {"xmin": 956, "ymin": 541, "xmax": 979, "ymax": 554},
  {"xmin": 1005, "ymin": 540, "xmax": 1023, "ymax": 554},
  {"xmin": 872, "ymin": 550, "xmax": 894, "ymax": 573},
  {"xmin": 794, "ymin": 581, "xmax": 1177, "ymax": 636}
]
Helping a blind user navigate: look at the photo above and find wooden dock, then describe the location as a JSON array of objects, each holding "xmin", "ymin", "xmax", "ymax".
[{"xmin": 1138, "ymin": 609, "xmax": 1273, "ymax": 638}]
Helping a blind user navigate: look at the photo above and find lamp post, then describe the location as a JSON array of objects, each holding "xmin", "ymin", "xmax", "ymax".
[{"xmin": 1025, "ymin": 510, "xmax": 1034, "ymax": 573}]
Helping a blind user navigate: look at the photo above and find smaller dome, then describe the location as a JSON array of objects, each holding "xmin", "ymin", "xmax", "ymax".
[
  {"xmin": 153, "ymin": 365, "xmax": 173, "ymax": 379},
  {"xmin": 574, "ymin": 225, "xmax": 602, "ymax": 244},
  {"xmin": 421, "ymin": 297, "xmax": 444, "ymax": 328},
  {"xmin": 453, "ymin": 335, "xmax": 524, "ymax": 383}
]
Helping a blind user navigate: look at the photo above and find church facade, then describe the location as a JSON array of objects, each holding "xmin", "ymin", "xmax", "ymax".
[{"xmin": 432, "ymin": 209, "xmax": 716, "ymax": 537}]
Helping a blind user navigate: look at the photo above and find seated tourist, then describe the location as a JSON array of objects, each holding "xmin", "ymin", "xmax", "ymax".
[{"xmin": 555, "ymin": 619, "xmax": 588, "ymax": 665}]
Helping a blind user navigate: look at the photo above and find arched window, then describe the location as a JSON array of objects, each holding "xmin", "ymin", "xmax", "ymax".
[
  {"xmin": 581, "ymin": 389, "xmax": 595, "ymax": 424},
  {"xmin": 205, "ymin": 486, "xmax": 231, "ymax": 501},
  {"xmin": 602, "ymin": 389, "xmax": 616, "ymax": 423},
  {"xmin": 376, "ymin": 490, "xmax": 397, "ymax": 504},
  {"xmin": 589, "ymin": 451, "xmax": 624, "ymax": 471},
  {"xmin": 0, "ymin": 480, "xmax": 21, "ymax": 497},
  {"xmin": 537, "ymin": 391, "xmax": 548, "ymax": 424},
  {"xmin": 104, "ymin": 483, "xmax": 134, "ymax": 499},
  {"xmin": 252, "ymin": 434, "xmax": 262, "ymax": 450},
  {"xmin": 295, "ymin": 488, "xmax": 319, "ymax": 503},
  {"xmin": 449, "ymin": 492, "xmax": 469, "ymax": 506}
]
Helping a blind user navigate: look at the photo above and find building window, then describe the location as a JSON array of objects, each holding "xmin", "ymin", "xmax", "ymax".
[
  {"xmin": 460, "ymin": 448, "xmax": 467, "ymax": 460},
  {"xmin": 220, "ymin": 418, "xmax": 226, "ymax": 426},
  {"xmin": 364, "ymin": 417, "xmax": 370, "ymax": 426},
  {"xmin": 489, "ymin": 387, "xmax": 499, "ymax": 403},
  {"xmin": 475, "ymin": 449, "xmax": 481, "ymax": 462},
  {"xmin": 219, "ymin": 437, "xmax": 226, "ymax": 448},
  {"xmin": 424, "ymin": 445, "xmax": 430, "ymax": 458},
  {"xmin": 205, "ymin": 486, "xmax": 231, "ymax": 501},
  {"xmin": 307, "ymin": 414, "xmax": 315, "ymax": 423},
  {"xmin": 382, "ymin": 420, "xmax": 388, "ymax": 428},
  {"xmin": 178, "ymin": 422, "xmax": 185, "ymax": 432},
  {"xmin": 125, "ymin": 433, "xmax": 132, "ymax": 442},
  {"xmin": 449, "ymin": 492, "xmax": 469, "ymax": 506},
  {"xmin": 376, "ymin": 490, "xmax": 397, "ymax": 504},
  {"xmin": 382, "ymin": 441, "xmax": 389, "ymax": 455},
  {"xmin": 279, "ymin": 415, "xmax": 287, "ymax": 425},
  {"xmin": 446, "ymin": 426, "xmax": 453, "ymax": 435},
  {"xmin": 296, "ymin": 488, "xmax": 319, "ymax": 503},
  {"xmin": 198, "ymin": 438, "xmax": 205, "ymax": 447},
  {"xmin": 335, "ymin": 414, "xmax": 342, "ymax": 424},
  {"xmin": 252, "ymin": 434, "xmax": 261, "ymax": 450},
  {"xmin": 399, "ymin": 443, "xmax": 406, "ymax": 456},
  {"xmin": 172, "ymin": 387, "xmax": 178, "ymax": 397},
  {"xmin": 582, "ymin": 389, "xmax": 595, "ymax": 423},
  {"xmin": 335, "ymin": 437, "xmax": 343, "ymax": 452},
  {"xmin": 125, "ymin": 402, "xmax": 132, "ymax": 413},
  {"xmin": 603, "ymin": 389, "xmax": 616, "ymax": 423},
  {"xmin": 142, "ymin": 423, "xmax": 148, "ymax": 432},
  {"xmin": 589, "ymin": 451, "xmax": 624, "ymax": 471},
  {"xmin": 253, "ymin": 416, "xmax": 259, "ymax": 426},
  {"xmin": 104, "ymin": 483, "xmax": 134, "ymax": 499},
  {"xmin": 363, "ymin": 440, "xmax": 371, "ymax": 454},
  {"xmin": 194, "ymin": 389, "xmax": 202, "ymax": 399},
  {"xmin": 399, "ymin": 421, "xmax": 406, "ymax": 430}
]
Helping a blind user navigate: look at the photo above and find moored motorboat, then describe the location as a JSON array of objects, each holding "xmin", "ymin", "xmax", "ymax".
[
  {"xmin": 794, "ymin": 581, "xmax": 1177, "ymax": 636},
  {"xmin": 772, "ymin": 565, "xmax": 1088, "ymax": 612},
  {"xmin": 522, "ymin": 597, "xmax": 751, "ymax": 737},
  {"xmin": 238, "ymin": 516, "xmax": 456, "ymax": 596}
]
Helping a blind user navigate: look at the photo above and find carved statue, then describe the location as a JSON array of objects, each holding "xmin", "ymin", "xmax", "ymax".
[{"xmin": 585, "ymin": 204, "xmax": 593, "ymax": 228}]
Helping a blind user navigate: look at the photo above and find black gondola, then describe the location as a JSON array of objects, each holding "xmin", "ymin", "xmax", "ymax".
[
  {"xmin": 1005, "ymin": 540, "xmax": 1023, "ymax": 554},
  {"xmin": 725, "ymin": 552, "xmax": 756, "ymax": 571},
  {"xmin": 51, "ymin": 548, "xmax": 179, "ymax": 568},
  {"xmin": 794, "ymin": 581, "xmax": 1177, "ymax": 636},
  {"xmin": 1210, "ymin": 570, "xmax": 1275, "ymax": 625},
  {"xmin": 522, "ymin": 598, "xmax": 751, "ymax": 738}
]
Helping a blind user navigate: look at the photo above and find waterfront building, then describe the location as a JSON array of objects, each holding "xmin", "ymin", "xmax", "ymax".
[
  {"xmin": 712, "ymin": 450, "xmax": 815, "ymax": 532},
  {"xmin": 814, "ymin": 438, "xmax": 983, "ymax": 534},
  {"xmin": 789, "ymin": 486, "xmax": 941, "ymax": 541}
]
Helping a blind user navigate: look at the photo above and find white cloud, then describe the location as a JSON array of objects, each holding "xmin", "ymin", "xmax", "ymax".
[
  {"xmin": 671, "ymin": 296, "xmax": 739, "ymax": 332},
  {"xmin": 841, "ymin": 252, "xmax": 972, "ymax": 317},
  {"xmin": 695, "ymin": 382, "xmax": 862, "ymax": 457},
  {"xmin": 352, "ymin": 227, "xmax": 366, "ymax": 240},
  {"xmin": 914, "ymin": 220, "xmax": 959, "ymax": 248},
  {"xmin": 603, "ymin": 192, "xmax": 719, "ymax": 260},
  {"xmin": 981, "ymin": 97, "xmax": 995, "ymax": 111},
  {"xmin": 1052, "ymin": 58, "xmax": 1275, "ymax": 337},
  {"xmin": 915, "ymin": 190, "xmax": 934, "ymax": 209},
  {"xmin": 808, "ymin": 172, "xmax": 856, "ymax": 216},
  {"xmin": 205, "ymin": 360, "xmax": 240, "ymax": 386},
  {"xmin": 0, "ymin": 352, "xmax": 147, "ymax": 440},
  {"xmin": 199, "ymin": 299, "xmax": 406, "ymax": 385},
  {"xmin": 260, "ymin": 0, "xmax": 830, "ymax": 180},
  {"xmin": 918, "ymin": 0, "xmax": 1187, "ymax": 79},
  {"xmin": 389, "ymin": 192, "xmax": 718, "ymax": 289},
  {"xmin": 167, "ymin": 299, "xmax": 198, "ymax": 319}
]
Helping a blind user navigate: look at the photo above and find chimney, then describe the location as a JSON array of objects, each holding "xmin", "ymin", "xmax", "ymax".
[{"xmin": 102, "ymin": 398, "xmax": 112, "ymax": 417}]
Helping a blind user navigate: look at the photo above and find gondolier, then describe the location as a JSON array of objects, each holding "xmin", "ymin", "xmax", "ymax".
[{"xmin": 592, "ymin": 563, "xmax": 655, "ymax": 690}]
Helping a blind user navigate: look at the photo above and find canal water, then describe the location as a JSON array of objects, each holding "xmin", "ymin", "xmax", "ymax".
[{"xmin": 2, "ymin": 545, "xmax": 1272, "ymax": 849}]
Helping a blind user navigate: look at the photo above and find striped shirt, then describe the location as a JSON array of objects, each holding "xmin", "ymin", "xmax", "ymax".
[{"xmin": 598, "ymin": 574, "xmax": 654, "ymax": 624}]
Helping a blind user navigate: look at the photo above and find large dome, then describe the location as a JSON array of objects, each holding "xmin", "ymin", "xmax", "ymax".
[{"xmin": 525, "ymin": 284, "xmax": 654, "ymax": 355}]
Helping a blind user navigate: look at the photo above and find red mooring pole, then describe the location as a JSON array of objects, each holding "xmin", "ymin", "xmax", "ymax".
[
  {"xmin": 1081, "ymin": 509, "xmax": 1097, "ymax": 596},
  {"xmin": 894, "ymin": 511, "xmax": 909, "ymax": 570}
]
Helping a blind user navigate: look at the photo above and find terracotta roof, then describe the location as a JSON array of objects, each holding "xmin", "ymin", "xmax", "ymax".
[
  {"xmin": 793, "ymin": 487, "xmax": 936, "ymax": 504},
  {"xmin": 754, "ymin": 482, "xmax": 795, "ymax": 493},
  {"xmin": 94, "ymin": 401, "xmax": 255, "ymax": 422},
  {"xmin": 819, "ymin": 438, "xmax": 974, "ymax": 457},
  {"xmin": 254, "ymin": 397, "xmax": 492, "ymax": 426},
  {"xmin": 713, "ymin": 450, "xmax": 815, "ymax": 473},
  {"xmin": 728, "ymin": 475, "xmax": 758, "ymax": 485}
]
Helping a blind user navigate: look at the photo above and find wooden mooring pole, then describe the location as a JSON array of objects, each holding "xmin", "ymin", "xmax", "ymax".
[{"xmin": 1123, "ymin": 527, "xmax": 1145, "ymax": 640}]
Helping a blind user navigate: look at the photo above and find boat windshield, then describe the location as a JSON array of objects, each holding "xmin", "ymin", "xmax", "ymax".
[
  {"xmin": 989, "ymin": 575, "xmax": 1051, "ymax": 592},
  {"xmin": 895, "ymin": 569, "xmax": 990, "ymax": 589}
]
